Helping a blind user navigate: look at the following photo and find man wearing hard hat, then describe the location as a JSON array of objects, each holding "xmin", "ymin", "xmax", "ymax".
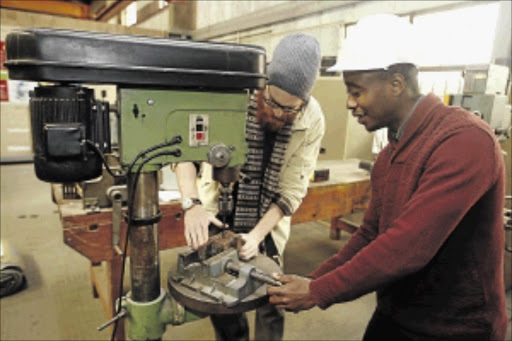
[{"xmin": 268, "ymin": 14, "xmax": 508, "ymax": 340}]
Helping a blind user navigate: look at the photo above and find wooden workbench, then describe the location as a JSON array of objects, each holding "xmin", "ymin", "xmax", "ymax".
[{"xmin": 52, "ymin": 159, "xmax": 370, "ymax": 340}]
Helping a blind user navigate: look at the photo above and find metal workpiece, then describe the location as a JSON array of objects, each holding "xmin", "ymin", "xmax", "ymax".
[
  {"xmin": 358, "ymin": 160, "xmax": 374, "ymax": 173},
  {"xmin": 128, "ymin": 172, "xmax": 161, "ymax": 303},
  {"xmin": 196, "ymin": 231, "xmax": 243, "ymax": 261},
  {"xmin": 168, "ymin": 247, "xmax": 282, "ymax": 315}
]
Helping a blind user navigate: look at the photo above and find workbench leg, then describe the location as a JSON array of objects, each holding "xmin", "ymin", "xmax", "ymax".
[
  {"xmin": 106, "ymin": 256, "xmax": 125, "ymax": 341},
  {"xmin": 330, "ymin": 217, "xmax": 341, "ymax": 240},
  {"xmin": 90, "ymin": 262, "xmax": 100, "ymax": 298}
]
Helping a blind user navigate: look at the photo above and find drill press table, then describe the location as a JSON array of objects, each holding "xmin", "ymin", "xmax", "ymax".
[{"xmin": 51, "ymin": 158, "xmax": 370, "ymax": 340}]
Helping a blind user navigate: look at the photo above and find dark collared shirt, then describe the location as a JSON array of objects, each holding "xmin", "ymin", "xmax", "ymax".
[{"xmin": 390, "ymin": 95, "xmax": 424, "ymax": 141}]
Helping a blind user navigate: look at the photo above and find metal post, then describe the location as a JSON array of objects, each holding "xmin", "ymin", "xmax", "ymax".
[{"xmin": 128, "ymin": 171, "xmax": 161, "ymax": 302}]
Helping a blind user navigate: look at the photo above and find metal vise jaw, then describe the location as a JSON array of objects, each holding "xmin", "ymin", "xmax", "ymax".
[
  {"xmin": 176, "ymin": 248, "xmax": 265, "ymax": 307},
  {"xmin": 168, "ymin": 244, "xmax": 282, "ymax": 315}
]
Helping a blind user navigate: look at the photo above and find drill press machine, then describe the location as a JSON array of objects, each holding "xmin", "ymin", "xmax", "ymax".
[{"xmin": 5, "ymin": 28, "xmax": 280, "ymax": 340}]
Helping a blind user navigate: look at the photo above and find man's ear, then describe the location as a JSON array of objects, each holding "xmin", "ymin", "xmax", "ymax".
[{"xmin": 389, "ymin": 73, "xmax": 406, "ymax": 96}]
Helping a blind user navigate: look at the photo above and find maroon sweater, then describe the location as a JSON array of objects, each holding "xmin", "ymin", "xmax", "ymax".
[{"xmin": 309, "ymin": 93, "xmax": 507, "ymax": 339}]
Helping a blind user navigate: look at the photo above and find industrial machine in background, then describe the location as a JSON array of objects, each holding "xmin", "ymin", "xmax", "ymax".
[
  {"xmin": 4, "ymin": 28, "xmax": 281, "ymax": 340},
  {"xmin": 448, "ymin": 64, "xmax": 511, "ymax": 140}
]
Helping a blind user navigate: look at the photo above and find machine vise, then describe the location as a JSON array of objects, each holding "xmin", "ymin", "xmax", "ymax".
[{"xmin": 169, "ymin": 231, "xmax": 281, "ymax": 315}]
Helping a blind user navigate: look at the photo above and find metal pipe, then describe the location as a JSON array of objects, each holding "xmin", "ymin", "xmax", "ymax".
[{"xmin": 128, "ymin": 171, "xmax": 161, "ymax": 302}]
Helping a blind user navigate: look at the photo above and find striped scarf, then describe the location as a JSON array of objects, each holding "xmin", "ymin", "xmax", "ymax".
[{"xmin": 232, "ymin": 95, "xmax": 293, "ymax": 232}]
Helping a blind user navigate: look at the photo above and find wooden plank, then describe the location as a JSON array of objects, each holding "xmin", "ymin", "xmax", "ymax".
[
  {"xmin": 292, "ymin": 180, "xmax": 370, "ymax": 225},
  {"xmin": 57, "ymin": 179, "xmax": 369, "ymax": 262},
  {"xmin": 1, "ymin": 8, "xmax": 168, "ymax": 38},
  {"xmin": 61, "ymin": 203, "xmax": 185, "ymax": 263},
  {"xmin": 55, "ymin": 160, "xmax": 370, "ymax": 262},
  {"xmin": 0, "ymin": 0, "xmax": 89, "ymax": 19},
  {"xmin": 89, "ymin": 258, "xmax": 125, "ymax": 340},
  {"xmin": 95, "ymin": 0, "xmax": 132, "ymax": 22}
]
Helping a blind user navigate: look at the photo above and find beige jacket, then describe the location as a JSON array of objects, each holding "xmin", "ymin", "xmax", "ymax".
[{"xmin": 197, "ymin": 96, "xmax": 325, "ymax": 255}]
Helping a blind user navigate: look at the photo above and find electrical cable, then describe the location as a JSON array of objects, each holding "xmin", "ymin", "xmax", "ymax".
[
  {"xmin": 81, "ymin": 135, "xmax": 183, "ymax": 339},
  {"xmin": 81, "ymin": 136, "xmax": 182, "ymax": 339},
  {"xmin": 126, "ymin": 136, "xmax": 182, "ymax": 175},
  {"xmin": 85, "ymin": 140, "xmax": 125, "ymax": 179},
  {"xmin": 110, "ymin": 147, "xmax": 181, "ymax": 341},
  {"xmin": 85, "ymin": 135, "xmax": 182, "ymax": 181}
]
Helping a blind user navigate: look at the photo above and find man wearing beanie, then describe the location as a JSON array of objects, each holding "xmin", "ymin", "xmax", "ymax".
[{"xmin": 173, "ymin": 33, "xmax": 325, "ymax": 340}]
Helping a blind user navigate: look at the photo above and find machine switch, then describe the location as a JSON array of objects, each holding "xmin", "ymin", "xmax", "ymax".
[{"xmin": 189, "ymin": 114, "xmax": 209, "ymax": 147}]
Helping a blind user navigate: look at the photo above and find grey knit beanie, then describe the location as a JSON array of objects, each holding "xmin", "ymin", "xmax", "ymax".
[{"xmin": 267, "ymin": 33, "xmax": 321, "ymax": 101}]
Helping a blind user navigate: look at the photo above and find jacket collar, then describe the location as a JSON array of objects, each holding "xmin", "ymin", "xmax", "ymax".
[
  {"xmin": 388, "ymin": 93, "xmax": 443, "ymax": 149},
  {"xmin": 291, "ymin": 96, "xmax": 318, "ymax": 131}
]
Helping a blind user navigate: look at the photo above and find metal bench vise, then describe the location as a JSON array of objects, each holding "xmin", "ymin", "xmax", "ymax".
[{"xmin": 168, "ymin": 232, "xmax": 282, "ymax": 315}]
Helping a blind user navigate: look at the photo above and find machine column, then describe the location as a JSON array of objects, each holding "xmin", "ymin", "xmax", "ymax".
[{"xmin": 128, "ymin": 171, "xmax": 161, "ymax": 302}]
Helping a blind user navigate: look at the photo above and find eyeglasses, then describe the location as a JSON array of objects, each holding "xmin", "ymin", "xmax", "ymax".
[{"xmin": 263, "ymin": 89, "xmax": 305, "ymax": 115}]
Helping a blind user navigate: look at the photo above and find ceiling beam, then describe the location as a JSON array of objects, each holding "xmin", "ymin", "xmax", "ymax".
[
  {"xmin": 1, "ymin": 8, "xmax": 168, "ymax": 39},
  {"xmin": 0, "ymin": 0, "xmax": 90, "ymax": 19},
  {"xmin": 193, "ymin": 1, "xmax": 358, "ymax": 41},
  {"xmin": 95, "ymin": 0, "xmax": 132, "ymax": 22}
]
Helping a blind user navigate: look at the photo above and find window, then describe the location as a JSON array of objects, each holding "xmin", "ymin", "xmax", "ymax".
[
  {"xmin": 345, "ymin": 15, "xmax": 410, "ymax": 38},
  {"xmin": 126, "ymin": 2, "xmax": 137, "ymax": 27},
  {"xmin": 412, "ymin": 2, "xmax": 500, "ymax": 66},
  {"xmin": 418, "ymin": 71, "xmax": 464, "ymax": 99}
]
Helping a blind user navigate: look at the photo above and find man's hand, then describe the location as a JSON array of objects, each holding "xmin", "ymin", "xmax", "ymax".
[
  {"xmin": 184, "ymin": 205, "xmax": 225, "ymax": 249},
  {"xmin": 239, "ymin": 204, "xmax": 284, "ymax": 260},
  {"xmin": 267, "ymin": 274, "xmax": 317, "ymax": 313},
  {"xmin": 239, "ymin": 232, "xmax": 263, "ymax": 260}
]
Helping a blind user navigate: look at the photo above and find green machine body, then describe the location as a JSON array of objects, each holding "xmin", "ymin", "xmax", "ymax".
[{"xmin": 118, "ymin": 88, "xmax": 249, "ymax": 172}]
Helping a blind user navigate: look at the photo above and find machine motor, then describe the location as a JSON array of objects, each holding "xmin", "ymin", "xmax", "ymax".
[{"xmin": 30, "ymin": 85, "xmax": 111, "ymax": 183}]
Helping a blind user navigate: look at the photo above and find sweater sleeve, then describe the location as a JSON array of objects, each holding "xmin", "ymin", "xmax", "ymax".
[
  {"xmin": 309, "ymin": 127, "xmax": 498, "ymax": 309},
  {"xmin": 309, "ymin": 184, "xmax": 380, "ymax": 278},
  {"xmin": 276, "ymin": 106, "xmax": 325, "ymax": 216}
]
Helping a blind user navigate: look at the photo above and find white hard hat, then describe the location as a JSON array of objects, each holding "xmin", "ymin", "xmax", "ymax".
[{"xmin": 328, "ymin": 14, "xmax": 418, "ymax": 73}]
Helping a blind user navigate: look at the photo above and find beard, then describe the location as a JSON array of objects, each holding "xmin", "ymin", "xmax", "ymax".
[{"xmin": 255, "ymin": 91, "xmax": 298, "ymax": 132}]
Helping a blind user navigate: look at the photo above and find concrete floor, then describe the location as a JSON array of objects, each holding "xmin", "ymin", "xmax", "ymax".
[{"xmin": 0, "ymin": 163, "xmax": 510, "ymax": 340}]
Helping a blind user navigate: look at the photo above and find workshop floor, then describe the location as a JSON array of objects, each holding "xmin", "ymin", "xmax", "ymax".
[{"xmin": 1, "ymin": 163, "xmax": 510, "ymax": 340}]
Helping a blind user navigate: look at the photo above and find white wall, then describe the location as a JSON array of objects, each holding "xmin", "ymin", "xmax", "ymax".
[
  {"xmin": 195, "ymin": 1, "xmax": 477, "ymax": 58},
  {"xmin": 133, "ymin": 1, "xmax": 170, "ymax": 31},
  {"xmin": 196, "ymin": 1, "xmax": 289, "ymax": 30},
  {"xmin": 136, "ymin": 8, "xmax": 169, "ymax": 31}
]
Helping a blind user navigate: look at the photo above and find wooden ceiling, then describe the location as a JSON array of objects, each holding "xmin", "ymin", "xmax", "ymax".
[{"xmin": 0, "ymin": 0, "xmax": 135, "ymax": 21}]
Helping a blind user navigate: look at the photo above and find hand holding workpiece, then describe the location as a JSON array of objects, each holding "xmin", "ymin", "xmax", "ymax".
[
  {"xmin": 267, "ymin": 274, "xmax": 317, "ymax": 313},
  {"xmin": 184, "ymin": 205, "xmax": 225, "ymax": 249},
  {"xmin": 239, "ymin": 232, "xmax": 263, "ymax": 260}
]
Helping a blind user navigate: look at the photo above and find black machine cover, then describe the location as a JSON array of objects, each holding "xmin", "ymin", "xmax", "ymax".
[{"xmin": 5, "ymin": 28, "xmax": 266, "ymax": 90}]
